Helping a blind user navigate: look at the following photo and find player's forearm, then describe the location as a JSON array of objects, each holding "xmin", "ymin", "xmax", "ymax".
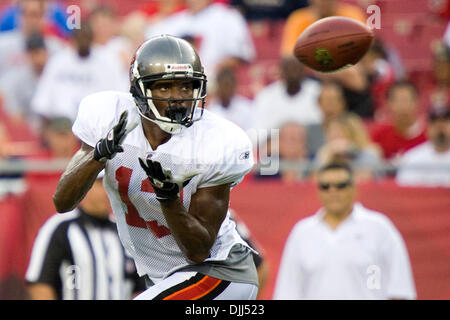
[
  {"xmin": 53, "ymin": 148, "xmax": 105, "ymax": 212},
  {"xmin": 160, "ymin": 199, "xmax": 214, "ymax": 264}
]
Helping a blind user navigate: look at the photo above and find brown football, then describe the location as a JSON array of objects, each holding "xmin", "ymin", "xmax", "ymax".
[{"xmin": 293, "ymin": 16, "xmax": 374, "ymax": 72}]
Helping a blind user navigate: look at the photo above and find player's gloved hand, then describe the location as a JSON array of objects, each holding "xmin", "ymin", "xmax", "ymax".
[
  {"xmin": 94, "ymin": 110, "xmax": 130, "ymax": 163},
  {"xmin": 138, "ymin": 157, "xmax": 194, "ymax": 203}
]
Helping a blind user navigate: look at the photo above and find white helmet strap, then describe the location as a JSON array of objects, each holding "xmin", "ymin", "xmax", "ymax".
[{"xmin": 135, "ymin": 71, "xmax": 205, "ymax": 134}]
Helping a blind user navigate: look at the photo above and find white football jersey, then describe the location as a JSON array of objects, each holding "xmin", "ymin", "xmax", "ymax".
[{"xmin": 72, "ymin": 91, "xmax": 254, "ymax": 282}]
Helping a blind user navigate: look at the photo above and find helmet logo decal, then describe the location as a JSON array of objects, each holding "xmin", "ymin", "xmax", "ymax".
[{"xmin": 165, "ymin": 64, "xmax": 193, "ymax": 76}]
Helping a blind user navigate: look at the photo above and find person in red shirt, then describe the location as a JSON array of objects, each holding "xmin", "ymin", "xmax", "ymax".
[{"xmin": 370, "ymin": 80, "xmax": 427, "ymax": 160}]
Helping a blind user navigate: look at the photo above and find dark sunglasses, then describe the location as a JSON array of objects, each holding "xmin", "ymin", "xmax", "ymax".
[{"xmin": 318, "ymin": 180, "xmax": 353, "ymax": 191}]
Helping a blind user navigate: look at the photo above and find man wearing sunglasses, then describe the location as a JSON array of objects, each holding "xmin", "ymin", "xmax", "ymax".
[{"xmin": 273, "ymin": 162, "xmax": 416, "ymax": 300}]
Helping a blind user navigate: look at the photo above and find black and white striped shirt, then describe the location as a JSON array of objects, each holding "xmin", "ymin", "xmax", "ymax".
[{"xmin": 26, "ymin": 208, "xmax": 146, "ymax": 300}]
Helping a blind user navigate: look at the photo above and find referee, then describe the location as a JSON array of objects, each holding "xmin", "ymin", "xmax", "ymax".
[{"xmin": 25, "ymin": 171, "xmax": 146, "ymax": 300}]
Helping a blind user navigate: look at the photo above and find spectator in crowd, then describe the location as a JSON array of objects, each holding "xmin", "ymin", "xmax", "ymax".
[
  {"xmin": 41, "ymin": 117, "xmax": 79, "ymax": 159},
  {"xmin": 25, "ymin": 171, "xmax": 146, "ymax": 300},
  {"xmin": 280, "ymin": 0, "xmax": 366, "ymax": 55},
  {"xmin": 315, "ymin": 64, "xmax": 375, "ymax": 119},
  {"xmin": 277, "ymin": 121, "xmax": 310, "ymax": 182},
  {"xmin": 230, "ymin": 0, "xmax": 308, "ymax": 21},
  {"xmin": 120, "ymin": 11, "xmax": 147, "ymax": 60},
  {"xmin": 318, "ymin": 82, "xmax": 348, "ymax": 127},
  {"xmin": 88, "ymin": 5, "xmax": 118, "ymax": 49},
  {"xmin": 145, "ymin": 0, "xmax": 255, "ymax": 79},
  {"xmin": 273, "ymin": 161, "xmax": 417, "ymax": 300},
  {"xmin": 206, "ymin": 67, "xmax": 253, "ymax": 131},
  {"xmin": 409, "ymin": 42, "xmax": 450, "ymax": 118},
  {"xmin": 0, "ymin": 32, "xmax": 48, "ymax": 128},
  {"xmin": 21, "ymin": 117, "xmax": 79, "ymax": 183},
  {"xmin": 253, "ymin": 55, "xmax": 322, "ymax": 131},
  {"xmin": 314, "ymin": 113, "xmax": 382, "ymax": 181},
  {"xmin": 370, "ymin": 81, "xmax": 427, "ymax": 160},
  {"xmin": 396, "ymin": 107, "xmax": 450, "ymax": 187},
  {"xmin": 255, "ymin": 121, "xmax": 310, "ymax": 182},
  {"xmin": 359, "ymin": 38, "xmax": 398, "ymax": 120},
  {"xmin": 0, "ymin": 0, "xmax": 63, "ymax": 75},
  {"xmin": 0, "ymin": 0, "xmax": 71, "ymax": 38},
  {"xmin": 88, "ymin": 5, "xmax": 131, "ymax": 82},
  {"xmin": 306, "ymin": 81, "xmax": 348, "ymax": 157},
  {"xmin": 30, "ymin": 22, "xmax": 128, "ymax": 126},
  {"xmin": 427, "ymin": 43, "xmax": 449, "ymax": 111}
]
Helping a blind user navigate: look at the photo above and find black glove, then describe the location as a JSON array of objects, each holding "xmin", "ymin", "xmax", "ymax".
[
  {"xmin": 138, "ymin": 157, "xmax": 193, "ymax": 203},
  {"xmin": 94, "ymin": 111, "xmax": 129, "ymax": 163}
]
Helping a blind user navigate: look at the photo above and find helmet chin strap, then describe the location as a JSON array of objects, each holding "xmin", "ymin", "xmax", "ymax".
[{"xmin": 135, "ymin": 102, "xmax": 185, "ymax": 135}]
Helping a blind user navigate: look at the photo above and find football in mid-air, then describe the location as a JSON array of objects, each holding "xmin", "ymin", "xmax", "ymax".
[{"xmin": 293, "ymin": 16, "xmax": 374, "ymax": 72}]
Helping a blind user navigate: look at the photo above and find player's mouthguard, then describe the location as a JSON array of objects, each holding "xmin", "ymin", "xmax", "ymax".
[{"xmin": 165, "ymin": 105, "xmax": 188, "ymax": 123}]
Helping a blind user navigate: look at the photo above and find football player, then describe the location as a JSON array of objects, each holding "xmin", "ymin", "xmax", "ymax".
[{"xmin": 52, "ymin": 35, "xmax": 258, "ymax": 300}]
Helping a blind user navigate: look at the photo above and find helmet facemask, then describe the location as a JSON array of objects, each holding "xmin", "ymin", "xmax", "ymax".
[{"xmin": 132, "ymin": 65, "xmax": 207, "ymax": 134}]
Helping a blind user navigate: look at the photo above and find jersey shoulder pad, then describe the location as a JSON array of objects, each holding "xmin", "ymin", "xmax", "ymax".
[
  {"xmin": 194, "ymin": 110, "xmax": 254, "ymax": 188},
  {"xmin": 72, "ymin": 91, "xmax": 135, "ymax": 147}
]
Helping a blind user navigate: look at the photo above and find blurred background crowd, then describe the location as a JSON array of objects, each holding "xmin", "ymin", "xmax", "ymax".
[{"xmin": 0, "ymin": 0, "xmax": 449, "ymax": 300}]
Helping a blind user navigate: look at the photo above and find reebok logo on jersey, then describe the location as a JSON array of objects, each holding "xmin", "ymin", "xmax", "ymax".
[{"xmin": 239, "ymin": 151, "xmax": 250, "ymax": 160}]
